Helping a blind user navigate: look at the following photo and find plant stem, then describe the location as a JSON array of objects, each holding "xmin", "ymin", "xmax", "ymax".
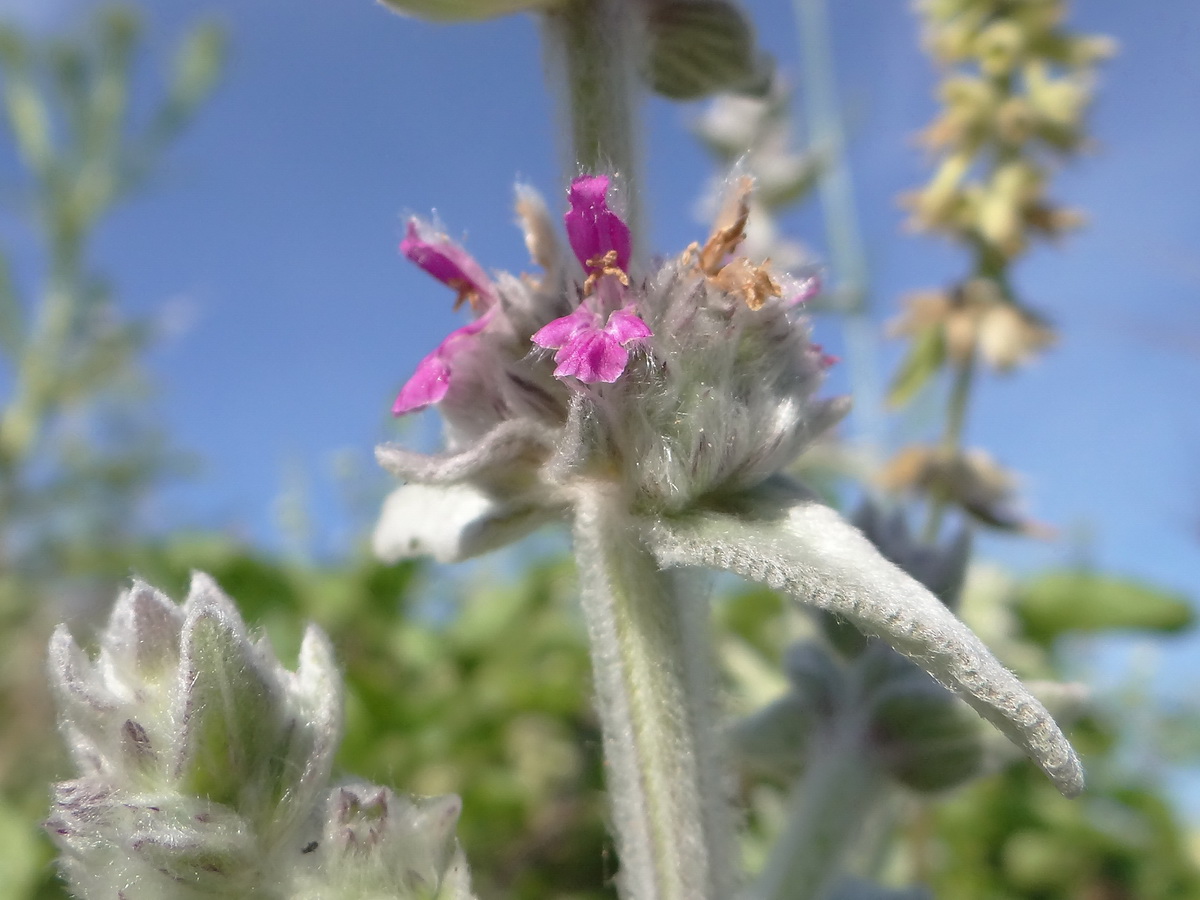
[
  {"xmin": 1, "ymin": 238, "xmax": 79, "ymax": 459},
  {"xmin": 572, "ymin": 482, "xmax": 733, "ymax": 900},
  {"xmin": 922, "ymin": 345, "xmax": 977, "ymax": 541},
  {"xmin": 745, "ymin": 719, "xmax": 884, "ymax": 900},
  {"xmin": 540, "ymin": 0, "xmax": 644, "ymax": 240},
  {"xmin": 794, "ymin": 0, "xmax": 884, "ymax": 463}
]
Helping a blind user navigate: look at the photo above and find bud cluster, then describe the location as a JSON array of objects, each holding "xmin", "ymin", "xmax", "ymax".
[{"xmin": 46, "ymin": 576, "xmax": 473, "ymax": 899}]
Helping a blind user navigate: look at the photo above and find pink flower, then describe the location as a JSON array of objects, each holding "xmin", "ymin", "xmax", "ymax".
[
  {"xmin": 400, "ymin": 220, "xmax": 496, "ymax": 310},
  {"xmin": 564, "ymin": 175, "xmax": 631, "ymax": 275},
  {"xmin": 392, "ymin": 220, "xmax": 498, "ymax": 416},
  {"xmin": 532, "ymin": 306, "xmax": 652, "ymax": 383},
  {"xmin": 392, "ymin": 316, "xmax": 490, "ymax": 415}
]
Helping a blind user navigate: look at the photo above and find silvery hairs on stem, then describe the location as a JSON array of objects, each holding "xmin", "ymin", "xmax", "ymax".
[
  {"xmin": 46, "ymin": 575, "xmax": 475, "ymax": 900},
  {"xmin": 374, "ymin": 173, "xmax": 1083, "ymax": 798}
]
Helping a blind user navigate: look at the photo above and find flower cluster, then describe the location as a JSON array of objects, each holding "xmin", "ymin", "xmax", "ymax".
[
  {"xmin": 46, "ymin": 576, "xmax": 474, "ymax": 900},
  {"xmin": 377, "ymin": 173, "xmax": 837, "ymax": 562},
  {"xmin": 375, "ymin": 175, "xmax": 1083, "ymax": 804}
]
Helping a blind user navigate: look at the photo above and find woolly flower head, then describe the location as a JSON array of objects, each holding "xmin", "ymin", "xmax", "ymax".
[
  {"xmin": 376, "ymin": 176, "xmax": 1084, "ymax": 801},
  {"xmin": 378, "ymin": 173, "xmax": 841, "ymax": 559},
  {"xmin": 46, "ymin": 576, "xmax": 475, "ymax": 899}
]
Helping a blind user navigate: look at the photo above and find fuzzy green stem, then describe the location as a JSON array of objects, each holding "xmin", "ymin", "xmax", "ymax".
[
  {"xmin": 540, "ymin": 0, "xmax": 644, "ymax": 239},
  {"xmin": 572, "ymin": 483, "xmax": 733, "ymax": 900},
  {"xmin": 745, "ymin": 723, "xmax": 884, "ymax": 900}
]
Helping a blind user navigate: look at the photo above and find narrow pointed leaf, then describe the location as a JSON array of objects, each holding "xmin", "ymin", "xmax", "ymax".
[
  {"xmin": 103, "ymin": 580, "xmax": 184, "ymax": 677},
  {"xmin": 375, "ymin": 418, "xmax": 555, "ymax": 483},
  {"xmin": 172, "ymin": 580, "xmax": 292, "ymax": 820},
  {"xmin": 643, "ymin": 491, "xmax": 1084, "ymax": 796},
  {"xmin": 277, "ymin": 625, "xmax": 342, "ymax": 830},
  {"xmin": 888, "ymin": 324, "xmax": 945, "ymax": 407}
]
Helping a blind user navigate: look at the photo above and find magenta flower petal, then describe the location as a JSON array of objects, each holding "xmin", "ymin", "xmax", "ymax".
[
  {"xmin": 605, "ymin": 307, "xmax": 653, "ymax": 343},
  {"xmin": 789, "ymin": 273, "xmax": 822, "ymax": 306},
  {"xmin": 393, "ymin": 350, "xmax": 451, "ymax": 415},
  {"xmin": 401, "ymin": 219, "xmax": 496, "ymax": 308},
  {"xmin": 553, "ymin": 329, "xmax": 631, "ymax": 383},
  {"xmin": 393, "ymin": 317, "xmax": 489, "ymax": 415},
  {"xmin": 531, "ymin": 307, "xmax": 592, "ymax": 349},
  {"xmin": 810, "ymin": 342, "xmax": 839, "ymax": 369},
  {"xmin": 538, "ymin": 307, "xmax": 651, "ymax": 384},
  {"xmin": 564, "ymin": 175, "xmax": 631, "ymax": 273}
]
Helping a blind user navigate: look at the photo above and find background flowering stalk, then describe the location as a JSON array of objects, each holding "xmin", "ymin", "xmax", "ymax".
[
  {"xmin": 886, "ymin": 0, "xmax": 1114, "ymax": 537},
  {"xmin": 377, "ymin": 171, "xmax": 1083, "ymax": 899}
]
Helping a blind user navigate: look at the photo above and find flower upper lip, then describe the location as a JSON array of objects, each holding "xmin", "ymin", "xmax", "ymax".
[
  {"xmin": 400, "ymin": 219, "xmax": 496, "ymax": 311},
  {"xmin": 564, "ymin": 174, "xmax": 632, "ymax": 275}
]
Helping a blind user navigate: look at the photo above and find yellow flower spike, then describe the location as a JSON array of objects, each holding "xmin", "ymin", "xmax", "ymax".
[
  {"xmin": 909, "ymin": 151, "xmax": 973, "ymax": 230},
  {"xmin": 974, "ymin": 19, "xmax": 1025, "ymax": 78},
  {"xmin": 978, "ymin": 160, "xmax": 1041, "ymax": 257}
]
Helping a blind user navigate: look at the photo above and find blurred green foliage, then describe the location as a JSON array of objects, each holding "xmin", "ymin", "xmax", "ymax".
[
  {"xmin": 0, "ymin": 5, "xmax": 1196, "ymax": 900},
  {"xmin": 1015, "ymin": 571, "xmax": 1194, "ymax": 646},
  {"xmin": 931, "ymin": 763, "xmax": 1200, "ymax": 899}
]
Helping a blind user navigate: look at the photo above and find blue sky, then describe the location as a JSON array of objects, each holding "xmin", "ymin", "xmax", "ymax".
[{"xmin": 3, "ymin": 0, "xmax": 1199, "ymax": 787}]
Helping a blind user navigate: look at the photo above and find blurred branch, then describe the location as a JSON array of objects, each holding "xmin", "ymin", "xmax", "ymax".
[{"xmin": 0, "ymin": 7, "xmax": 224, "ymax": 571}]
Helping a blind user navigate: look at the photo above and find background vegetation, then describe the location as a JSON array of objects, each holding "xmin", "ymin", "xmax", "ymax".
[{"xmin": 1, "ymin": 3, "xmax": 1197, "ymax": 898}]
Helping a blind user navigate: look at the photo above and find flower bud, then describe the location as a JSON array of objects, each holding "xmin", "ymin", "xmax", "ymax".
[
  {"xmin": 866, "ymin": 678, "xmax": 984, "ymax": 792},
  {"xmin": 908, "ymin": 152, "xmax": 971, "ymax": 230},
  {"xmin": 977, "ymin": 160, "xmax": 1041, "ymax": 257},
  {"xmin": 783, "ymin": 640, "xmax": 844, "ymax": 713},
  {"xmin": 924, "ymin": 19, "xmax": 976, "ymax": 64},
  {"xmin": 730, "ymin": 641, "xmax": 842, "ymax": 779},
  {"xmin": 46, "ymin": 575, "xmax": 343, "ymax": 897},
  {"xmin": 973, "ymin": 19, "xmax": 1024, "ymax": 77},
  {"xmin": 1027, "ymin": 68, "xmax": 1089, "ymax": 132},
  {"xmin": 643, "ymin": 0, "xmax": 769, "ymax": 100},
  {"xmin": 851, "ymin": 502, "xmax": 970, "ymax": 608},
  {"xmin": 995, "ymin": 96, "xmax": 1035, "ymax": 145},
  {"xmin": 729, "ymin": 693, "xmax": 815, "ymax": 781},
  {"xmin": 293, "ymin": 783, "xmax": 474, "ymax": 899}
]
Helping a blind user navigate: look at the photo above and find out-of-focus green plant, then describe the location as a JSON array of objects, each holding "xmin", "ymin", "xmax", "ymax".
[
  {"xmin": 0, "ymin": 7, "xmax": 224, "ymax": 575},
  {"xmin": 917, "ymin": 563, "xmax": 1200, "ymax": 899},
  {"xmin": 0, "ymin": 8, "xmax": 223, "ymax": 897}
]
